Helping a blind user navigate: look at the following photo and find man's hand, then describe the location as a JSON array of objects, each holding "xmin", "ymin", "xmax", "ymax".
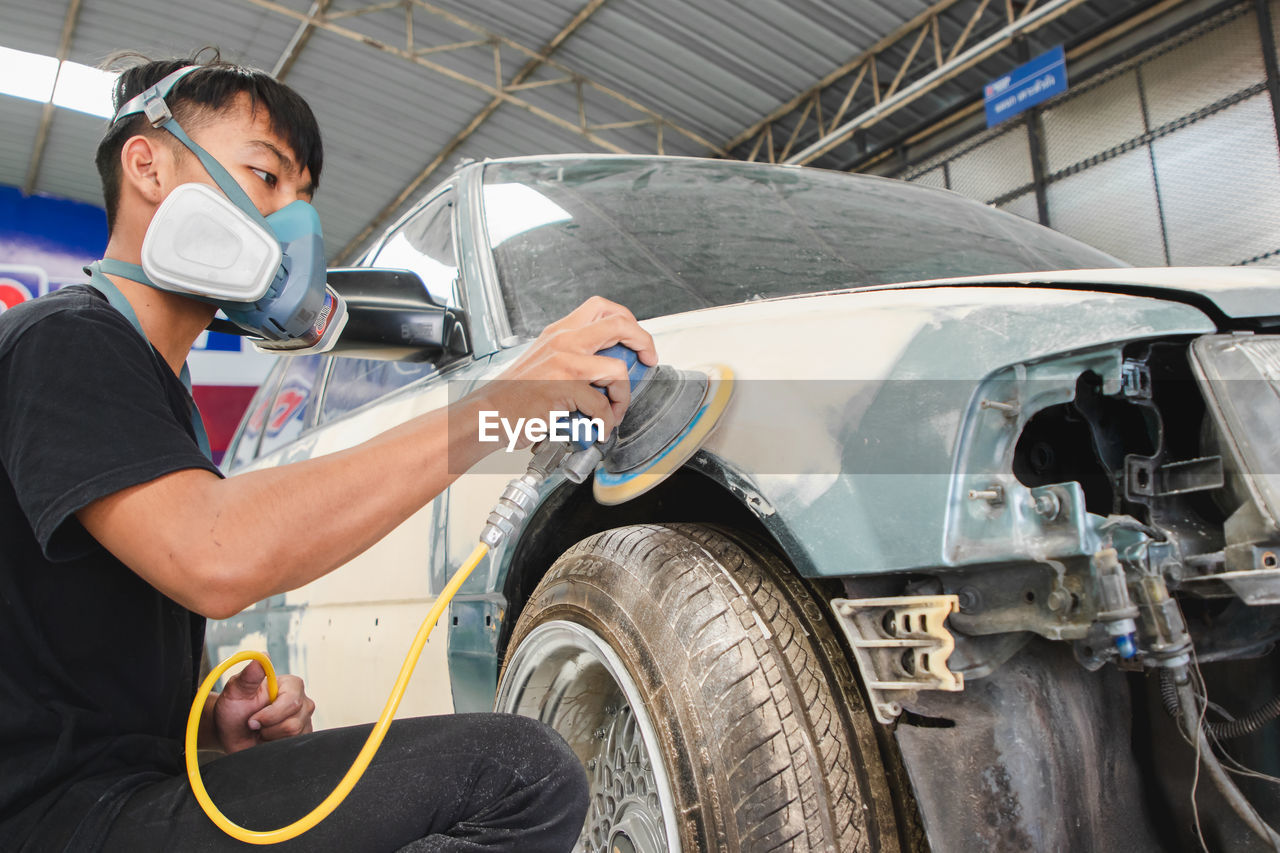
[
  {"xmin": 210, "ymin": 660, "xmax": 315, "ymax": 753},
  {"xmin": 482, "ymin": 296, "xmax": 658, "ymax": 443}
]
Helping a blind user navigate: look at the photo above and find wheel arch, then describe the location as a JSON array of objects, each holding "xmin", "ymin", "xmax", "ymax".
[{"xmin": 496, "ymin": 455, "xmax": 809, "ymax": 665}]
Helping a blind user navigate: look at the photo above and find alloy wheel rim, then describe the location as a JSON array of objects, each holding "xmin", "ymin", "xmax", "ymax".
[{"xmin": 495, "ymin": 620, "xmax": 681, "ymax": 853}]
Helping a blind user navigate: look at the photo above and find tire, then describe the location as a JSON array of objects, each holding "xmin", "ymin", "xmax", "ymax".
[{"xmin": 496, "ymin": 523, "xmax": 908, "ymax": 853}]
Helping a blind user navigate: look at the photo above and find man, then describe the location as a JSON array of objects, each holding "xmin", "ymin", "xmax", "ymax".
[{"xmin": 0, "ymin": 52, "xmax": 656, "ymax": 851}]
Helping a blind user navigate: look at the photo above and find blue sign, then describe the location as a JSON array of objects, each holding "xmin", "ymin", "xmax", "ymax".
[{"xmin": 984, "ymin": 45, "xmax": 1067, "ymax": 127}]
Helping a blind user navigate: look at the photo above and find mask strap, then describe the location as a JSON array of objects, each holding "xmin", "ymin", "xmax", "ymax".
[
  {"xmin": 112, "ymin": 65, "xmax": 272, "ymax": 232},
  {"xmin": 160, "ymin": 121, "xmax": 272, "ymax": 232},
  {"xmin": 95, "ymin": 257, "xmax": 158, "ymax": 289},
  {"xmin": 85, "ymin": 261, "xmax": 214, "ymax": 461}
]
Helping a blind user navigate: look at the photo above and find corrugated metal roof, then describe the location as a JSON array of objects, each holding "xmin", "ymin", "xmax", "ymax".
[
  {"xmin": 0, "ymin": 99, "xmax": 44, "ymax": 190},
  {"xmin": 0, "ymin": 0, "xmax": 1157, "ymax": 261}
]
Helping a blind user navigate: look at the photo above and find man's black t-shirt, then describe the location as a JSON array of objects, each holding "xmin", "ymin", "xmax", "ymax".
[{"xmin": 0, "ymin": 285, "xmax": 222, "ymax": 848}]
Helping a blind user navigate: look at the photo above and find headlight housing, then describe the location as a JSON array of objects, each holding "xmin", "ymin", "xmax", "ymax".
[{"xmin": 1190, "ymin": 334, "xmax": 1280, "ymax": 531}]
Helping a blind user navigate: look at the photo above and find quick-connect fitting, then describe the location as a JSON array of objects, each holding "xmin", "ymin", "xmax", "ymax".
[
  {"xmin": 562, "ymin": 444, "xmax": 605, "ymax": 484},
  {"xmin": 480, "ymin": 472, "xmax": 543, "ymax": 548},
  {"xmin": 479, "ymin": 440, "xmax": 570, "ymax": 548}
]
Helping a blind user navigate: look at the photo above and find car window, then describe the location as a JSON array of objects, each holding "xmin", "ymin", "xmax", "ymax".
[
  {"xmin": 482, "ymin": 159, "xmax": 1124, "ymax": 338},
  {"xmin": 315, "ymin": 190, "xmax": 461, "ymax": 424},
  {"xmin": 225, "ymin": 360, "xmax": 286, "ymax": 472},
  {"xmin": 370, "ymin": 189, "xmax": 460, "ymax": 308},
  {"xmin": 321, "ymin": 358, "xmax": 438, "ymax": 422},
  {"xmin": 256, "ymin": 354, "xmax": 324, "ymax": 458}
]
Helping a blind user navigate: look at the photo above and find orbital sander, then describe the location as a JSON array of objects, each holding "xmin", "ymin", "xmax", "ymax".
[
  {"xmin": 559, "ymin": 344, "xmax": 735, "ymax": 505},
  {"xmin": 185, "ymin": 343, "xmax": 734, "ymax": 844}
]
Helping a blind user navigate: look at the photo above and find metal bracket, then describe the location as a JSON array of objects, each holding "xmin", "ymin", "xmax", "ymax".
[
  {"xmin": 1120, "ymin": 359, "xmax": 1152, "ymax": 399},
  {"xmin": 829, "ymin": 595, "xmax": 964, "ymax": 724},
  {"xmin": 1185, "ymin": 545, "xmax": 1280, "ymax": 604},
  {"xmin": 1124, "ymin": 455, "xmax": 1224, "ymax": 499}
]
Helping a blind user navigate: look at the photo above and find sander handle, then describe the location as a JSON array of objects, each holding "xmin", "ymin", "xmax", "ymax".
[{"xmin": 566, "ymin": 343, "xmax": 651, "ymax": 450}]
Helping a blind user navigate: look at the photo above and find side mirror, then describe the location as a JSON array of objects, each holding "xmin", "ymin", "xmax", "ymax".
[{"xmin": 324, "ymin": 267, "xmax": 470, "ymax": 362}]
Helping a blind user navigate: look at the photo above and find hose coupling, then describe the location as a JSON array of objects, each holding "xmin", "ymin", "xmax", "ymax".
[{"xmin": 480, "ymin": 470, "xmax": 544, "ymax": 548}]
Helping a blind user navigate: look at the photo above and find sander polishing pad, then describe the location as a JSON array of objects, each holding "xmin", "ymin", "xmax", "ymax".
[{"xmin": 593, "ymin": 363, "xmax": 735, "ymax": 506}]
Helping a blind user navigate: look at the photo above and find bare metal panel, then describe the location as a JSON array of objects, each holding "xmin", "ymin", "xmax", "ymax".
[
  {"xmin": 1041, "ymin": 70, "xmax": 1145, "ymax": 174},
  {"xmin": 946, "ymin": 124, "xmax": 1032, "ymax": 202},
  {"xmin": 1141, "ymin": 10, "xmax": 1266, "ymax": 128},
  {"xmin": 1046, "ymin": 147, "xmax": 1166, "ymax": 267},
  {"xmin": 1154, "ymin": 93, "xmax": 1280, "ymax": 266}
]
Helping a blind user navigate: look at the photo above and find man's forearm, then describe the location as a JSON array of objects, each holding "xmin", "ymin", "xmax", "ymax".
[
  {"xmin": 80, "ymin": 388, "xmax": 499, "ymax": 619},
  {"xmin": 79, "ymin": 296, "xmax": 657, "ymax": 620}
]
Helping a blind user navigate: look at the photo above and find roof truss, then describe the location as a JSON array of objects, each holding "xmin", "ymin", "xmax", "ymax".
[
  {"xmin": 241, "ymin": 0, "xmax": 722, "ymax": 158},
  {"xmin": 331, "ymin": 0, "xmax": 609, "ymax": 260},
  {"xmin": 241, "ymin": 0, "xmax": 727, "ymax": 260},
  {"xmin": 725, "ymin": 0, "xmax": 1091, "ymax": 168}
]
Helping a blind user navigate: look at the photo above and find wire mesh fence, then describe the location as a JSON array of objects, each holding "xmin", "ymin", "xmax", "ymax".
[{"xmin": 886, "ymin": 2, "xmax": 1280, "ymax": 269}]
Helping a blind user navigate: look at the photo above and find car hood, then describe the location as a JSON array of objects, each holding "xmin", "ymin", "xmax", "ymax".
[
  {"xmin": 845, "ymin": 266, "xmax": 1280, "ymax": 321},
  {"xmin": 603, "ymin": 285, "xmax": 1214, "ymax": 577}
]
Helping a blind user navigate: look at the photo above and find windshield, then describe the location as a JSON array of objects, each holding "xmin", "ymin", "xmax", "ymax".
[{"xmin": 481, "ymin": 158, "xmax": 1124, "ymax": 338}]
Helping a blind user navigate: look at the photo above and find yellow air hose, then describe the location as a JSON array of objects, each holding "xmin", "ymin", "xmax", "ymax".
[
  {"xmin": 181, "ymin": 359, "xmax": 731, "ymax": 844},
  {"xmin": 184, "ymin": 541, "xmax": 490, "ymax": 845}
]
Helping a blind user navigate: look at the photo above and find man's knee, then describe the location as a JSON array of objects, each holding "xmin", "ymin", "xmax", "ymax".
[
  {"xmin": 491, "ymin": 713, "xmax": 589, "ymax": 827},
  {"xmin": 500, "ymin": 714, "xmax": 588, "ymax": 795}
]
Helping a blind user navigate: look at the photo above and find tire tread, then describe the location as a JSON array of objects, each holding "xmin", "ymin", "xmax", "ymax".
[{"xmin": 509, "ymin": 523, "xmax": 897, "ymax": 853}]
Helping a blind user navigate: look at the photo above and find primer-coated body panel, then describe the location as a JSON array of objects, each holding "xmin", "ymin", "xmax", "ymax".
[
  {"xmin": 488, "ymin": 287, "xmax": 1213, "ymax": 582},
  {"xmin": 212, "ymin": 284, "xmax": 1212, "ymax": 728}
]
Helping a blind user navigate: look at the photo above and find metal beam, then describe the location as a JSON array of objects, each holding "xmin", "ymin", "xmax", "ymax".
[
  {"xmin": 849, "ymin": 0, "xmax": 1195, "ymax": 175},
  {"xmin": 23, "ymin": 0, "xmax": 84, "ymax": 195},
  {"xmin": 722, "ymin": 0, "xmax": 971, "ymax": 154},
  {"xmin": 334, "ymin": 0, "xmax": 611, "ymax": 262},
  {"xmin": 785, "ymin": 0, "xmax": 1090, "ymax": 166},
  {"xmin": 240, "ymin": 0, "xmax": 721, "ymax": 157},
  {"xmin": 271, "ymin": 0, "xmax": 332, "ymax": 80}
]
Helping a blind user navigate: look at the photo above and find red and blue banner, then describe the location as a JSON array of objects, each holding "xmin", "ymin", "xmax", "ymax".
[{"xmin": 0, "ymin": 185, "xmax": 271, "ymax": 463}]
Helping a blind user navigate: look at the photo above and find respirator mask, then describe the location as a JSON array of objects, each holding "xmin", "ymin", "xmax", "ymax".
[{"xmin": 102, "ymin": 65, "xmax": 346, "ymax": 354}]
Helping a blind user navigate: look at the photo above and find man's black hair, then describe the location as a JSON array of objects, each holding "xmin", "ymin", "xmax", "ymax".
[{"xmin": 95, "ymin": 48, "xmax": 323, "ymax": 232}]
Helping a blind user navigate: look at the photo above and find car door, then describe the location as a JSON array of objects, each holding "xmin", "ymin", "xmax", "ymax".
[{"xmin": 210, "ymin": 184, "xmax": 479, "ymax": 729}]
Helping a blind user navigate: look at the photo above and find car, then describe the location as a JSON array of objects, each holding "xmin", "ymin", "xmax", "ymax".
[{"xmin": 214, "ymin": 154, "xmax": 1280, "ymax": 853}]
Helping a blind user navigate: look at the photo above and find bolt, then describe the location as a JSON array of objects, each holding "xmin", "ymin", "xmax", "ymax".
[
  {"xmin": 1047, "ymin": 589, "xmax": 1072, "ymax": 613},
  {"xmin": 980, "ymin": 399, "xmax": 1020, "ymax": 418},
  {"xmin": 956, "ymin": 587, "xmax": 981, "ymax": 612},
  {"xmin": 587, "ymin": 759, "xmax": 596, "ymax": 771},
  {"xmin": 968, "ymin": 486, "xmax": 1004, "ymax": 505},
  {"xmin": 1032, "ymin": 491, "xmax": 1061, "ymax": 520},
  {"xmin": 604, "ymin": 704, "xmax": 616, "ymax": 716},
  {"xmin": 595, "ymin": 728, "xmax": 607, "ymax": 740}
]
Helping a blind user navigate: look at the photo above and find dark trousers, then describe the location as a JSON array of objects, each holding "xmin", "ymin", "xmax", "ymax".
[{"xmin": 94, "ymin": 713, "xmax": 589, "ymax": 852}]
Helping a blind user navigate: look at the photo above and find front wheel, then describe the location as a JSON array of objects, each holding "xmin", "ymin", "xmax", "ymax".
[{"xmin": 496, "ymin": 523, "xmax": 911, "ymax": 852}]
